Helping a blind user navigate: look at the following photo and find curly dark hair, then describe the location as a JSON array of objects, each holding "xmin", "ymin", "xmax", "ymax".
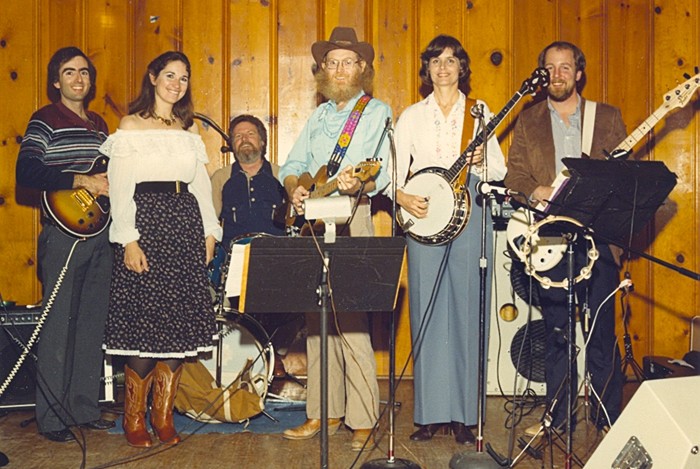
[
  {"xmin": 128, "ymin": 51, "xmax": 194, "ymax": 129},
  {"xmin": 419, "ymin": 35, "xmax": 471, "ymax": 87},
  {"xmin": 46, "ymin": 47, "xmax": 97, "ymax": 104}
]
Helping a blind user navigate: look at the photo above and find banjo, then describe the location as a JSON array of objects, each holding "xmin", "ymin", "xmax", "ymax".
[{"xmin": 398, "ymin": 68, "xmax": 550, "ymax": 245}]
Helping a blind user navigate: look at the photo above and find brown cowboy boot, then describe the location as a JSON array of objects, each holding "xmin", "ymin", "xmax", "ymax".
[
  {"xmin": 150, "ymin": 361, "xmax": 183, "ymax": 445},
  {"xmin": 123, "ymin": 365, "xmax": 154, "ymax": 448}
]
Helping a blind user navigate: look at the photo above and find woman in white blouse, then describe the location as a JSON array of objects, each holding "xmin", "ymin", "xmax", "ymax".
[
  {"xmin": 393, "ymin": 35, "xmax": 506, "ymax": 445},
  {"xmin": 101, "ymin": 51, "xmax": 222, "ymax": 448}
]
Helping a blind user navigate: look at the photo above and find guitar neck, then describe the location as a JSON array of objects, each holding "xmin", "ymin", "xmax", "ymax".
[
  {"xmin": 614, "ymin": 102, "xmax": 668, "ymax": 153},
  {"xmin": 309, "ymin": 179, "xmax": 339, "ymax": 199},
  {"xmin": 444, "ymin": 90, "xmax": 525, "ymax": 183}
]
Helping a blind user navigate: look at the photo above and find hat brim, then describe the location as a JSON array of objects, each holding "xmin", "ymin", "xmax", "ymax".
[{"xmin": 311, "ymin": 41, "xmax": 374, "ymax": 67}]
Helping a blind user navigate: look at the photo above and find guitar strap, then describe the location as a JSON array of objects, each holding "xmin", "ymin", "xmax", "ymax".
[
  {"xmin": 326, "ymin": 94, "xmax": 373, "ymax": 177},
  {"xmin": 581, "ymin": 100, "xmax": 597, "ymax": 157},
  {"xmin": 455, "ymin": 97, "xmax": 478, "ymax": 186}
]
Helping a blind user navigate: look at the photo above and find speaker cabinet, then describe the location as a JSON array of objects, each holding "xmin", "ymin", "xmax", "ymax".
[
  {"xmin": 584, "ymin": 376, "xmax": 700, "ymax": 468},
  {"xmin": 487, "ymin": 231, "xmax": 585, "ymax": 396},
  {"xmin": 0, "ymin": 306, "xmax": 114, "ymax": 410}
]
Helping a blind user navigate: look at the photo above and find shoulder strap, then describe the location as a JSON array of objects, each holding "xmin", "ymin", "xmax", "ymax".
[
  {"xmin": 326, "ymin": 94, "xmax": 373, "ymax": 177},
  {"xmin": 460, "ymin": 97, "xmax": 478, "ymax": 152},
  {"xmin": 582, "ymin": 100, "xmax": 597, "ymax": 157}
]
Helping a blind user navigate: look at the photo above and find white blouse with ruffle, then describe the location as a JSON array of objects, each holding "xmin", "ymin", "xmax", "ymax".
[{"xmin": 101, "ymin": 129, "xmax": 223, "ymax": 246}]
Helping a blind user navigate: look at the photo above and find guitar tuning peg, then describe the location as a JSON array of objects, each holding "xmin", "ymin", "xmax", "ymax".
[
  {"xmin": 683, "ymin": 73, "xmax": 691, "ymax": 80},
  {"xmin": 695, "ymin": 65, "xmax": 699, "ymax": 74}
]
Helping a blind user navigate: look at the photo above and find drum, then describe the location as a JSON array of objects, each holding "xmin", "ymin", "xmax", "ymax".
[
  {"xmin": 208, "ymin": 233, "xmax": 273, "ymax": 301},
  {"xmin": 200, "ymin": 313, "xmax": 275, "ymax": 399}
]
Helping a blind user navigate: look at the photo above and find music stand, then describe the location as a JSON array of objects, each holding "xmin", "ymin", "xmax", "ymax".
[
  {"xmin": 237, "ymin": 236, "xmax": 406, "ymax": 469},
  {"xmin": 526, "ymin": 158, "xmax": 675, "ymax": 467}
]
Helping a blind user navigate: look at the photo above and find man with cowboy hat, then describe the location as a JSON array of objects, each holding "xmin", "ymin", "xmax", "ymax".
[{"xmin": 279, "ymin": 26, "xmax": 391, "ymax": 451}]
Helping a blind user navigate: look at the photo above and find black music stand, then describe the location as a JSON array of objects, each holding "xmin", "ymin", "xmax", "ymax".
[
  {"xmin": 487, "ymin": 158, "xmax": 679, "ymax": 468},
  {"xmin": 545, "ymin": 158, "xmax": 677, "ymax": 243},
  {"xmin": 237, "ymin": 236, "xmax": 406, "ymax": 469}
]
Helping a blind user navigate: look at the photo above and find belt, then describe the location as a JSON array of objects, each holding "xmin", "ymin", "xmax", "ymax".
[{"xmin": 135, "ymin": 181, "xmax": 188, "ymax": 194}]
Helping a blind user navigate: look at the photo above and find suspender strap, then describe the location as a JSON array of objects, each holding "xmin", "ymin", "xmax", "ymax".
[
  {"xmin": 326, "ymin": 94, "xmax": 373, "ymax": 177},
  {"xmin": 582, "ymin": 100, "xmax": 597, "ymax": 157}
]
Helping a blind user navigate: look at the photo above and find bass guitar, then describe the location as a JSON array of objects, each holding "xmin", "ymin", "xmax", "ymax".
[
  {"xmin": 506, "ymin": 71, "xmax": 700, "ymax": 271},
  {"xmin": 42, "ymin": 155, "xmax": 110, "ymax": 238},
  {"xmin": 397, "ymin": 68, "xmax": 550, "ymax": 245},
  {"xmin": 286, "ymin": 159, "xmax": 381, "ymax": 235}
]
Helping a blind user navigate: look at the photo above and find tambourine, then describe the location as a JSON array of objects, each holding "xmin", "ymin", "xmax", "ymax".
[{"xmin": 516, "ymin": 215, "xmax": 598, "ymax": 290}]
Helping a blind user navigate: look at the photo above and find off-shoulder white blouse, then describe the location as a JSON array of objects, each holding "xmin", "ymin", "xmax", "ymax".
[{"xmin": 101, "ymin": 129, "xmax": 223, "ymax": 246}]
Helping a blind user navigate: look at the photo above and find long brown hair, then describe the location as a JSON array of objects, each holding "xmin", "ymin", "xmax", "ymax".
[{"xmin": 128, "ymin": 51, "xmax": 194, "ymax": 129}]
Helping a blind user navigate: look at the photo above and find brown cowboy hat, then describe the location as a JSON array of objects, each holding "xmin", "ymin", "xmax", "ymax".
[{"xmin": 311, "ymin": 27, "xmax": 374, "ymax": 66}]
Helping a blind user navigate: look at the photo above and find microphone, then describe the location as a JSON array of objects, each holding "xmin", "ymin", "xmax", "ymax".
[
  {"xmin": 371, "ymin": 117, "xmax": 393, "ymax": 160},
  {"xmin": 476, "ymin": 181, "xmax": 519, "ymax": 197},
  {"xmin": 470, "ymin": 103, "xmax": 484, "ymax": 118}
]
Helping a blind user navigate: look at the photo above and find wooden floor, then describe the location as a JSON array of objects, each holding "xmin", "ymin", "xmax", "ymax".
[{"xmin": 0, "ymin": 374, "xmax": 633, "ymax": 469}]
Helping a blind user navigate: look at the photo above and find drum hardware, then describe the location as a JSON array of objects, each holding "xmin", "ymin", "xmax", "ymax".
[{"xmin": 209, "ymin": 233, "xmax": 305, "ymax": 398}]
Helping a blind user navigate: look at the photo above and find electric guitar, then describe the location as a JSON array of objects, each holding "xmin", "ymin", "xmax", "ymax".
[
  {"xmin": 506, "ymin": 71, "xmax": 700, "ymax": 271},
  {"xmin": 397, "ymin": 67, "xmax": 550, "ymax": 245},
  {"xmin": 286, "ymin": 159, "xmax": 381, "ymax": 234},
  {"xmin": 42, "ymin": 156, "xmax": 111, "ymax": 238}
]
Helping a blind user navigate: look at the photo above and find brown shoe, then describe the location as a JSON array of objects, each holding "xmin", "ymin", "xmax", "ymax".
[
  {"xmin": 282, "ymin": 418, "xmax": 342, "ymax": 440},
  {"xmin": 123, "ymin": 365, "xmax": 154, "ymax": 448},
  {"xmin": 150, "ymin": 362, "xmax": 183, "ymax": 445},
  {"xmin": 351, "ymin": 428, "xmax": 375, "ymax": 452}
]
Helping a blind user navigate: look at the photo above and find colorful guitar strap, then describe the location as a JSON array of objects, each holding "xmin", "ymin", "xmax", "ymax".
[{"xmin": 326, "ymin": 94, "xmax": 373, "ymax": 177}]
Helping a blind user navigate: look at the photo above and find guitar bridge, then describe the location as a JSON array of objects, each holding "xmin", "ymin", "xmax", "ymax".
[{"xmin": 72, "ymin": 189, "xmax": 96, "ymax": 211}]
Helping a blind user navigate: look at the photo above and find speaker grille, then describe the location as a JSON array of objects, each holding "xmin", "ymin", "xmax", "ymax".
[{"xmin": 509, "ymin": 319, "xmax": 547, "ymax": 383}]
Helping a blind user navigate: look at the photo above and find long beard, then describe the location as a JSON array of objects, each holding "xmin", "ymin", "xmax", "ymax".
[
  {"xmin": 315, "ymin": 72, "xmax": 363, "ymax": 103},
  {"xmin": 234, "ymin": 146, "xmax": 262, "ymax": 165}
]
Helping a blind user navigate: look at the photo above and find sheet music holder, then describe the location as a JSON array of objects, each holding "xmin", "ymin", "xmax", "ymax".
[
  {"xmin": 233, "ymin": 236, "xmax": 406, "ymax": 468},
  {"xmin": 544, "ymin": 158, "xmax": 677, "ymax": 244},
  {"xmin": 237, "ymin": 236, "xmax": 406, "ymax": 315}
]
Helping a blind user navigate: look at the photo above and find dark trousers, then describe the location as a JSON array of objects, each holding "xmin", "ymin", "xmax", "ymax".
[
  {"xmin": 537, "ymin": 242, "xmax": 624, "ymax": 430},
  {"xmin": 35, "ymin": 225, "xmax": 112, "ymax": 432}
]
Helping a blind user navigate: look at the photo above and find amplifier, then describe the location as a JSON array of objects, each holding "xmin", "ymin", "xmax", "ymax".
[{"xmin": 0, "ymin": 305, "xmax": 114, "ymax": 410}]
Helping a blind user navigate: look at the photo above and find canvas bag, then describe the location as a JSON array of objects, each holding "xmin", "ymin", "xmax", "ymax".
[{"xmin": 175, "ymin": 359, "xmax": 264, "ymax": 423}]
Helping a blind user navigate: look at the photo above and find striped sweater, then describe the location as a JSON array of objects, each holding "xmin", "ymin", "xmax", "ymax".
[{"xmin": 16, "ymin": 101, "xmax": 109, "ymax": 191}]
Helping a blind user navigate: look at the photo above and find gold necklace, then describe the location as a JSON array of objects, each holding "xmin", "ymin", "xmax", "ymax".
[{"xmin": 153, "ymin": 111, "xmax": 175, "ymax": 126}]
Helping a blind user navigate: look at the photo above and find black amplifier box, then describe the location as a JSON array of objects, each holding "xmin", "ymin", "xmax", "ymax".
[{"xmin": 0, "ymin": 306, "xmax": 114, "ymax": 410}]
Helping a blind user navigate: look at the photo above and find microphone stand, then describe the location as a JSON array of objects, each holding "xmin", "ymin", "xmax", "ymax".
[
  {"xmin": 362, "ymin": 118, "xmax": 419, "ymax": 469},
  {"xmin": 450, "ymin": 104, "xmax": 501, "ymax": 469}
]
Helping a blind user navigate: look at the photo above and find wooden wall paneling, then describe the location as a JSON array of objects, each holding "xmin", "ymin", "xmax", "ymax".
[
  {"xmin": 0, "ymin": 1, "xmax": 41, "ymax": 304},
  {"xmin": 606, "ymin": 0, "xmax": 654, "ymax": 368},
  {"xmin": 509, "ymin": 0, "xmax": 556, "ymax": 137},
  {"xmin": 276, "ymin": 0, "xmax": 320, "ymax": 166},
  {"xmin": 44, "ymin": 0, "xmax": 84, "ymax": 55},
  {"xmin": 183, "ymin": 0, "xmax": 228, "ymax": 173},
  {"xmin": 321, "ymin": 0, "xmax": 368, "ymax": 40},
  {"xmin": 417, "ymin": 0, "xmax": 465, "ymax": 47},
  {"xmin": 227, "ymin": 0, "xmax": 271, "ymax": 158},
  {"xmin": 131, "ymin": 0, "xmax": 182, "ymax": 89},
  {"xmin": 649, "ymin": 0, "xmax": 699, "ymax": 357},
  {"xmin": 372, "ymin": 0, "xmax": 417, "ymax": 375},
  {"xmin": 86, "ymin": 0, "xmax": 132, "ymax": 133},
  {"xmin": 571, "ymin": 0, "xmax": 605, "ymax": 102},
  {"xmin": 463, "ymin": 0, "xmax": 510, "ymax": 149}
]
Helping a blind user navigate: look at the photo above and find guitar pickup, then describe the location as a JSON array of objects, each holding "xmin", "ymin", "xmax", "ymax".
[{"xmin": 72, "ymin": 189, "xmax": 96, "ymax": 211}]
